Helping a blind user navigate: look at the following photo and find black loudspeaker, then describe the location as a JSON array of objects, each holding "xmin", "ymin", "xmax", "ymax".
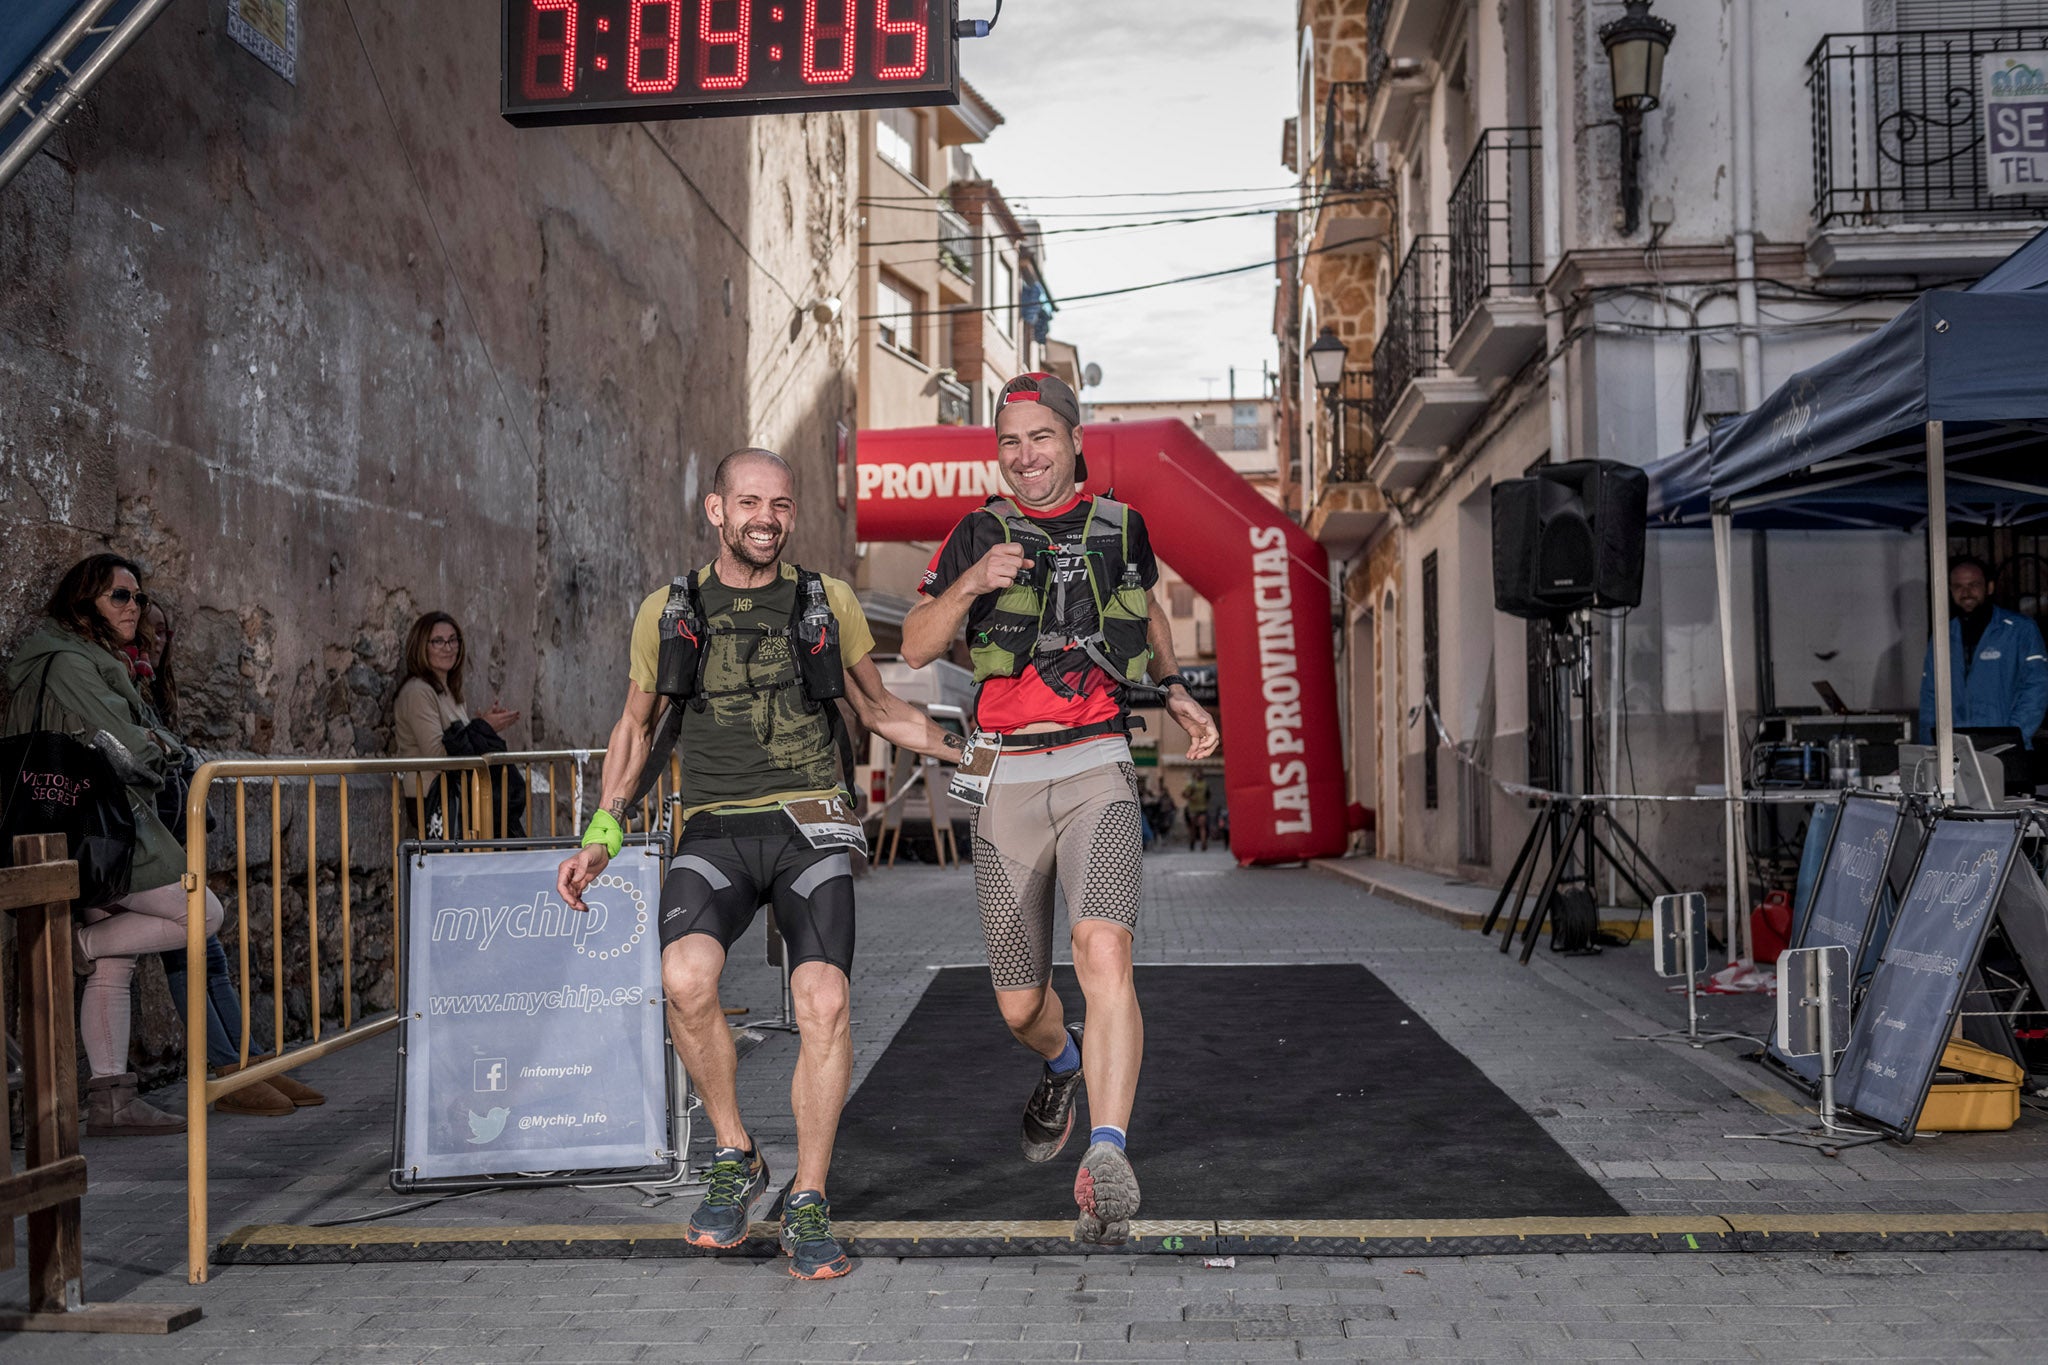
[{"xmin": 1491, "ymin": 460, "xmax": 1649, "ymax": 619}]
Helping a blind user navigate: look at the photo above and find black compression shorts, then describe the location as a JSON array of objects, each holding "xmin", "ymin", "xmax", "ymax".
[{"xmin": 657, "ymin": 810, "xmax": 856, "ymax": 974}]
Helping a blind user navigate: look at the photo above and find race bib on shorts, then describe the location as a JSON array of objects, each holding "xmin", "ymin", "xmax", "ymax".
[{"xmin": 783, "ymin": 795, "xmax": 868, "ymax": 855}]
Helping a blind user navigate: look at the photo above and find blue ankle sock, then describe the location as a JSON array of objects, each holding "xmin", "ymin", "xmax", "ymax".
[
  {"xmin": 1089, "ymin": 1125, "xmax": 1126, "ymax": 1152},
  {"xmin": 1046, "ymin": 1032, "xmax": 1082, "ymax": 1076}
]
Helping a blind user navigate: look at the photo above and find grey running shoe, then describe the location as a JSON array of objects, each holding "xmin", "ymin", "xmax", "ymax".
[
  {"xmin": 686, "ymin": 1146, "xmax": 768, "ymax": 1249},
  {"xmin": 780, "ymin": 1190, "xmax": 852, "ymax": 1280},
  {"xmin": 1020, "ymin": 1023, "xmax": 1086, "ymax": 1163},
  {"xmin": 1073, "ymin": 1140, "xmax": 1140, "ymax": 1246}
]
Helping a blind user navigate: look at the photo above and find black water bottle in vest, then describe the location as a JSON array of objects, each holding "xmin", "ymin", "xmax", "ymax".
[
  {"xmin": 654, "ymin": 576, "xmax": 699, "ymax": 699},
  {"xmin": 793, "ymin": 573, "xmax": 846, "ymax": 702}
]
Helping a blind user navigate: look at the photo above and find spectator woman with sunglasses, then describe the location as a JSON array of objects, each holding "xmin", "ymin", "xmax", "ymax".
[{"xmin": 4, "ymin": 554, "xmax": 224, "ymax": 1135}]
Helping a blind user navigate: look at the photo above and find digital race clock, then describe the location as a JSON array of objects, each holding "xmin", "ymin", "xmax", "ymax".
[{"xmin": 502, "ymin": 0, "xmax": 960, "ymax": 126}]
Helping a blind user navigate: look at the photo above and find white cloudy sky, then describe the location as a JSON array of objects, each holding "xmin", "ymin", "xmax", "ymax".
[{"xmin": 956, "ymin": 1, "xmax": 1298, "ymax": 404}]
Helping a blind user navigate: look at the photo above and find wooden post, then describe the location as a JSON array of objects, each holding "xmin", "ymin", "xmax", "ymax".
[
  {"xmin": 16, "ymin": 834, "xmax": 83, "ymax": 1315},
  {"xmin": 0, "ymin": 834, "xmax": 200, "ymax": 1333}
]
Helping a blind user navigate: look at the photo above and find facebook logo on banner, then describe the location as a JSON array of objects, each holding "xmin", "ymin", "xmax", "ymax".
[{"xmin": 475, "ymin": 1058, "xmax": 508, "ymax": 1092}]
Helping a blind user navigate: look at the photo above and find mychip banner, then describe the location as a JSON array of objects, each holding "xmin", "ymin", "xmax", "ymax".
[{"xmin": 395, "ymin": 842, "xmax": 675, "ymax": 1188}]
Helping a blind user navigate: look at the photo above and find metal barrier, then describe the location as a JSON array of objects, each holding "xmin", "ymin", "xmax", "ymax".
[{"xmin": 178, "ymin": 747, "xmax": 679, "ymax": 1283}]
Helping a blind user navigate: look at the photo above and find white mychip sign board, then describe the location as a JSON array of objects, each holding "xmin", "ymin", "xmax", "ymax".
[
  {"xmin": 396, "ymin": 843, "xmax": 673, "ymax": 1188},
  {"xmin": 1985, "ymin": 52, "xmax": 2048, "ymax": 195}
]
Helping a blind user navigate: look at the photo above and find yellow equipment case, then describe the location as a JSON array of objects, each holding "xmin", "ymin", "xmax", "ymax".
[{"xmin": 1914, "ymin": 1038, "xmax": 2025, "ymax": 1132}]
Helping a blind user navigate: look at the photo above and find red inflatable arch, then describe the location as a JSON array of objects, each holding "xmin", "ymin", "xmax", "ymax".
[{"xmin": 855, "ymin": 419, "xmax": 1348, "ymax": 866}]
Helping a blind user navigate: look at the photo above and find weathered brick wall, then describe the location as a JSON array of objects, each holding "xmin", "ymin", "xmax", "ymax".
[{"xmin": 0, "ymin": 2, "xmax": 857, "ymax": 1080}]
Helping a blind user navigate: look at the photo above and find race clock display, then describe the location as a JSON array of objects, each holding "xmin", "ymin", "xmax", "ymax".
[{"xmin": 502, "ymin": 0, "xmax": 959, "ymax": 125}]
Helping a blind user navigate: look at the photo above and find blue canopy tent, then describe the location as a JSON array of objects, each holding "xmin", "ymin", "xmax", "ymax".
[{"xmin": 1644, "ymin": 226, "xmax": 2048, "ymax": 958}]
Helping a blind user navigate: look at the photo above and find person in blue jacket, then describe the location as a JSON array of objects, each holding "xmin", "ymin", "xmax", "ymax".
[{"xmin": 1918, "ymin": 556, "xmax": 2048, "ymax": 746}]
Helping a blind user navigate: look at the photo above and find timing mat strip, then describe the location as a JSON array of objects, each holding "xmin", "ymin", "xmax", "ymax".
[{"xmin": 213, "ymin": 1213, "xmax": 2048, "ymax": 1265}]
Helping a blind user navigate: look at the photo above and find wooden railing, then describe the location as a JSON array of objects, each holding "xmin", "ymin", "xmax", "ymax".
[{"xmin": 0, "ymin": 833, "xmax": 196, "ymax": 1333}]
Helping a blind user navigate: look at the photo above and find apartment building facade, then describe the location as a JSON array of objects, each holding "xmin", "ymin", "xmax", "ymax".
[
  {"xmin": 1277, "ymin": 0, "xmax": 2048, "ymax": 885},
  {"xmin": 852, "ymin": 83, "xmax": 1084, "ymax": 652}
]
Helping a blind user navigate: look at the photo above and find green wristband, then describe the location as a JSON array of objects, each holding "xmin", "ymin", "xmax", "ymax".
[{"xmin": 582, "ymin": 810, "xmax": 624, "ymax": 858}]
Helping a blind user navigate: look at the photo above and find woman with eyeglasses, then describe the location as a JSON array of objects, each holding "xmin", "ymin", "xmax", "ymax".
[
  {"xmin": 392, "ymin": 613, "xmax": 523, "ymax": 837},
  {"xmin": 3, "ymin": 554, "xmax": 224, "ymax": 1135}
]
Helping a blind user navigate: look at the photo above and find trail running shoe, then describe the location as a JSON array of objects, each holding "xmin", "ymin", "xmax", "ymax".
[
  {"xmin": 1020, "ymin": 1023, "xmax": 1086, "ymax": 1163},
  {"xmin": 1074, "ymin": 1140, "xmax": 1140, "ymax": 1246},
  {"xmin": 686, "ymin": 1146, "xmax": 768, "ymax": 1249},
  {"xmin": 779, "ymin": 1190, "xmax": 852, "ymax": 1280}
]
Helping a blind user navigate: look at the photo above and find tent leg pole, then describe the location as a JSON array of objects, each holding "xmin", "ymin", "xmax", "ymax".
[
  {"xmin": 1928, "ymin": 420, "xmax": 1955, "ymax": 806},
  {"xmin": 1712, "ymin": 509, "xmax": 1750, "ymax": 965}
]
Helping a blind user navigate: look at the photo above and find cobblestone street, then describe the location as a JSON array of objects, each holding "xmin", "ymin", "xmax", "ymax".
[{"xmin": 7, "ymin": 849, "xmax": 2047, "ymax": 1361}]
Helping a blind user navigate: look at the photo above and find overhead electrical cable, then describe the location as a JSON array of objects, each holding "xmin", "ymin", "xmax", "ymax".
[
  {"xmin": 859, "ymin": 194, "xmax": 1374, "ymax": 249},
  {"xmin": 857, "ymin": 181, "xmax": 1306, "ymax": 203},
  {"xmin": 857, "ymin": 235, "xmax": 1367, "ymax": 322}
]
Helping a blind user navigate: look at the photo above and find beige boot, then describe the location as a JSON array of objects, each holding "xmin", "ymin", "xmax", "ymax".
[
  {"xmin": 236, "ymin": 1053, "xmax": 325, "ymax": 1107},
  {"xmin": 84, "ymin": 1073, "xmax": 186, "ymax": 1136},
  {"xmin": 211, "ymin": 1071, "xmax": 295, "ymax": 1117}
]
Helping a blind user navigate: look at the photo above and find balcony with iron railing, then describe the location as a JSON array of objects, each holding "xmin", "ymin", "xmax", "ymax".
[
  {"xmin": 936, "ymin": 374, "xmax": 972, "ymax": 426},
  {"xmin": 938, "ymin": 208, "xmax": 975, "ymax": 280},
  {"xmin": 1304, "ymin": 368, "xmax": 1387, "ymax": 555},
  {"xmin": 1328, "ymin": 368, "xmax": 1375, "ymax": 483},
  {"xmin": 1445, "ymin": 127, "xmax": 1544, "ymax": 378},
  {"xmin": 1364, "ymin": 0, "xmax": 1392, "ymax": 108},
  {"xmin": 1302, "ymin": 79, "xmax": 1389, "ymax": 255},
  {"xmin": 1320, "ymin": 80, "xmax": 1378, "ymax": 195},
  {"xmin": 1807, "ymin": 28, "xmax": 2048, "ymax": 275},
  {"xmin": 1372, "ymin": 235, "xmax": 1449, "ymax": 429},
  {"xmin": 1371, "ymin": 234, "xmax": 1487, "ymax": 480}
]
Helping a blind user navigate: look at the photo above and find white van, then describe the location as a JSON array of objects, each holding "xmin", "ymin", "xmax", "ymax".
[{"xmin": 857, "ymin": 655, "xmax": 974, "ymax": 810}]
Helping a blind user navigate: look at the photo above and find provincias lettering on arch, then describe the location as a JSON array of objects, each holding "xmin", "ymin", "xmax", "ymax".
[{"xmin": 1250, "ymin": 526, "xmax": 1311, "ymax": 835}]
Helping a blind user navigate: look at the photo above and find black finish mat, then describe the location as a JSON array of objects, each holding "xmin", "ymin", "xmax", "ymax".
[{"xmin": 827, "ymin": 964, "xmax": 1624, "ymax": 1220}]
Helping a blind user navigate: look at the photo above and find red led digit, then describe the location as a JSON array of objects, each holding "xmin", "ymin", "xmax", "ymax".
[
  {"xmin": 875, "ymin": 0, "xmax": 927, "ymax": 80},
  {"xmin": 627, "ymin": 0, "xmax": 681, "ymax": 93},
  {"xmin": 521, "ymin": 0, "xmax": 578, "ymax": 100},
  {"xmin": 802, "ymin": 0, "xmax": 853, "ymax": 84},
  {"xmin": 697, "ymin": 0, "xmax": 751, "ymax": 90}
]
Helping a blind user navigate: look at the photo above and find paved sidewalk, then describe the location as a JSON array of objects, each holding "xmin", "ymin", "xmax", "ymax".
[{"xmin": 7, "ymin": 849, "xmax": 2048, "ymax": 1361}]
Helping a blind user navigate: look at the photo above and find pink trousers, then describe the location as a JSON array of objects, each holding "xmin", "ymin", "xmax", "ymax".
[{"xmin": 78, "ymin": 881, "xmax": 225, "ymax": 1078}]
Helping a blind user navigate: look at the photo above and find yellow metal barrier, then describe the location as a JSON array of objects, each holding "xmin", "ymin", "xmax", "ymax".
[
  {"xmin": 178, "ymin": 747, "xmax": 674, "ymax": 1284},
  {"xmin": 471, "ymin": 748, "xmax": 683, "ymax": 841}
]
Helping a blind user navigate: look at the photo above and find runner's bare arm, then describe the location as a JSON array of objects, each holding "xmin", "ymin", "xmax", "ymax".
[
  {"xmin": 1148, "ymin": 592, "xmax": 1219, "ymax": 761},
  {"xmin": 900, "ymin": 541, "xmax": 1028, "ymax": 667},
  {"xmin": 556, "ymin": 680, "xmax": 663, "ymax": 910},
  {"xmin": 842, "ymin": 655, "xmax": 968, "ymax": 761}
]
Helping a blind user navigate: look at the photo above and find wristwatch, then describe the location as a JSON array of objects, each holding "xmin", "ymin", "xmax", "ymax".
[{"xmin": 1157, "ymin": 673, "xmax": 1192, "ymax": 693}]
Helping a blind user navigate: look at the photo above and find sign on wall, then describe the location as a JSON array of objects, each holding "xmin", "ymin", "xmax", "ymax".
[
  {"xmin": 1984, "ymin": 52, "xmax": 2048, "ymax": 195},
  {"xmin": 228, "ymin": 0, "xmax": 298, "ymax": 84},
  {"xmin": 395, "ymin": 843, "xmax": 675, "ymax": 1189}
]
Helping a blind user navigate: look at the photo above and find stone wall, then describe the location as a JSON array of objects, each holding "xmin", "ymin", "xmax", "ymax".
[{"xmin": 1, "ymin": 1, "xmax": 857, "ymax": 1081}]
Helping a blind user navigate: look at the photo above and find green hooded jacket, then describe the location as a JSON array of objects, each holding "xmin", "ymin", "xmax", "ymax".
[{"xmin": 5, "ymin": 621, "xmax": 186, "ymax": 893}]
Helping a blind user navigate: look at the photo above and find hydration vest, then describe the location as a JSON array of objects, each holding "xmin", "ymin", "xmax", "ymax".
[
  {"xmin": 967, "ymin": 495, "xmax": 1157, "ymax": 698},
  {"xmin": 653, "ymin": 565, "xmax": 854, "ymax": 786}
]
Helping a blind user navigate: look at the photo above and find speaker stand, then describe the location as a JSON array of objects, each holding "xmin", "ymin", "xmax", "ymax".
[
  {"xmin": 1483, "ymin": 612, "xmax": 1676, "ymax": 964},
  {"xmin": 1484, "ymin": 795, "xmax": 1678, "ymax": 963}
]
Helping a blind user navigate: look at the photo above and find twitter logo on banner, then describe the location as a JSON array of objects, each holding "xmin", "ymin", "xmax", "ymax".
[{"xmin": 467, "ymin": 1107, "xmax": 510, "ymax": 1144}]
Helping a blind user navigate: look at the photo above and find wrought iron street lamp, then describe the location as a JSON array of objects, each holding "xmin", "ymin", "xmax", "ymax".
[
  {"xmin": 1308, "ymin": 325, "xmax": 1349, "ymax": 391},
  {"xmin": 1307, "ymin": 325, "xmax": 1351, "ymax": 474},
  {"xmin": 1599, "ymin": 0, "xmax": 1675, "ymax": 236}
]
